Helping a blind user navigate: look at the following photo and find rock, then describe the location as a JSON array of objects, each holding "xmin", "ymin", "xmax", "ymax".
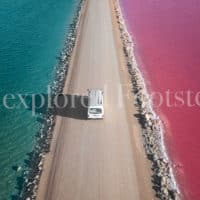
[
  {"xmin": 35, "ymin": 175, "xmax": 39, "ymax": 180},
  {"xmin": 17, "ymin": 166, "xmax": 22, "ymax": 172},
  {"xmin": 162, "ymin": 188, "xmax": 169, "ymax": 196},
  {"xmin": 161, "ymin": 176, "xmax": 167, "ymax": 186}
]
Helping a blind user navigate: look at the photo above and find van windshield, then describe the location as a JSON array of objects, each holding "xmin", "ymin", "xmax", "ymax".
[{"xmin": 89, "ymin": 108, "xmax": 102, "ymax": 114}]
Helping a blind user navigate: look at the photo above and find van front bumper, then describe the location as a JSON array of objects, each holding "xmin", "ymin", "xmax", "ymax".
[{"xmin": 87, "ymin": 114, "xmax": 104, "ymax": 119}]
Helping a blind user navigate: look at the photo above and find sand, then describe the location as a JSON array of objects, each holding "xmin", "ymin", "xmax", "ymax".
[{"xmin": 36, "ymin": 0, "xmax": 154, "ymax": 199}]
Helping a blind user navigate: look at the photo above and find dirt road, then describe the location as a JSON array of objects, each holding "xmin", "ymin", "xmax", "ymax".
[{"xmin": 37, "ymin": 0, "xmax": 154, "ymax": 199}]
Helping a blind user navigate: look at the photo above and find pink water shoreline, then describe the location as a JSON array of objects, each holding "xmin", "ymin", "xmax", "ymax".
[
  {"xmin": 114, "ymin": 1, "xmax": 180, "ymax": 199},
  {"xmin": 120, "ymin": 0, "xmax": 200, "ymax": 199}
]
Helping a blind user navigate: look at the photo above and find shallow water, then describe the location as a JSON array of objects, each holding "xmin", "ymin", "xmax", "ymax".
[
  {"xmin": 0, "ymin": 0, "xmax": 80, "ymax": 199},
  {"xmin": 120, "ymin": 0, "xmax": 200, "ymax": 199}
]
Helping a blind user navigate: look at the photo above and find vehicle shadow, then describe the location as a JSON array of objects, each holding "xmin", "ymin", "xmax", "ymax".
[
  {"xmin": 24, "ymin": 93, "xmax": 88, "ymax": 120},
  {"xmin": 55, "ymin": 94, "xmax": 88, "ymax": 120}
]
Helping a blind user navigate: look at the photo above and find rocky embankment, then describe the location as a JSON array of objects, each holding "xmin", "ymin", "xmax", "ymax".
[
  {"xmin": 113, "ymin": 0, "xmax": 180, "ymax": 199},
  {"xmin": 16, "ymin": 1, "xmax": 86, "ymax": 199}
]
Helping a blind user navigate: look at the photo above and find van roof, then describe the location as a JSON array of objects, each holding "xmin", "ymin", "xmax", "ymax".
[{"xmin": 88, "ymin": 89, "xmax": 103, "ymax": 107}]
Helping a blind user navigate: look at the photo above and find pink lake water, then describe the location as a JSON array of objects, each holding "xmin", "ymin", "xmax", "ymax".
[{"xmin": 120, "ymin": 0, "xmax": 200, "ymax": 199}]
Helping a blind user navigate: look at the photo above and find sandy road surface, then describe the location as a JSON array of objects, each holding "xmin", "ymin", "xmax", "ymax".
[{"xmin": 37, "ymin": 0, "xmax": 154, "ymax": 199}]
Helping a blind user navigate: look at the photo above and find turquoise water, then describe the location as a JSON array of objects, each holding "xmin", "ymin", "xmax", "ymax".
[{"xmin": 0, "ymin": 0, "xmax": 80, "ymax": 199}]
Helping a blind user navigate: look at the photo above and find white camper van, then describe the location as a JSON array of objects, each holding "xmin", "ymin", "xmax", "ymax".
[{"xmin": 87, "ymin": 89, "xmax": 104, "ymax": 119}]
